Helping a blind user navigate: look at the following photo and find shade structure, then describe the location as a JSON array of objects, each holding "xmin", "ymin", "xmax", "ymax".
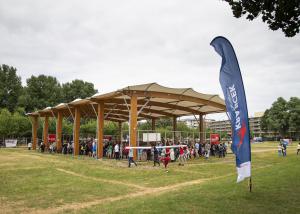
[{"xmin": 28, "ymin": 83, "xmax": 226, "ymax": 120}]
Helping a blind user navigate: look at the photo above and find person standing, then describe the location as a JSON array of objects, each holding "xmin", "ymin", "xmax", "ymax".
[
  {"xmin": 161, "ymin": 147, "xmax": 171, "ymax": 172},
  {"xmin": 27, "ymin": 142, "xmax": 32, "ymax": 150},
  {"xmin": 277, "ymin": 143, "xmax": 282, "ymax": 156},
  {"xmin": 297, "ymin": 143, "xmax": 300, "ymax": 155},
  {"xmin": 153, "ymin": 146, "xmax": 160, "ymax": 167},
  {"xmin": 146, "ymin": 147, "xmax": 152, "ymax": 162},
  {"xmin": 128, "ymin": 148, "xmax": 137, "ymax": 167},
  {"xmin": 204, "ymin": 142, "xmax": 211, "ymax": 159},
  {"xmin": 178, "ymin": 145, "xmax": 185, "ymax": 166},
  {"xmin": 195, "ymin": 142, "xmax": 199, "ymax": 158},
  {"xmin": 170, "ymin": 147, "xmax": 175, "ymax": 162},
  {"xmin": 92, "ymin": 140, "xmax": 97, "ymax": 158},
  {"xmin": 282, "ymin": 143, "xmax": 287, "ymax": 157},
  {"xmin": 108, "ymin": 143, "xmax": 113, "ymax": 159},
  {"xmin": 114, "ymin": 143, "xmax": 120, "ymax": 160}
]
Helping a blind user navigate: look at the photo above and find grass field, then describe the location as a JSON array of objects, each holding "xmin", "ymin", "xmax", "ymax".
[{"xmin": 0, "ymin": 142, "xmax": 299, "ymax": 214}]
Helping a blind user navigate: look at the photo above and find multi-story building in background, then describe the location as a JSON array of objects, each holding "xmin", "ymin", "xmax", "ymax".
[{"xmin": 182, "ymin": 112, "xmax": 265, "ymax": 137}]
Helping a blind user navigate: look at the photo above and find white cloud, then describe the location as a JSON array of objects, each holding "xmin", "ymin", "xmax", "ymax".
[{"xmin": 0, "ymin": 0, "xmax": 299, "ymax": 118}]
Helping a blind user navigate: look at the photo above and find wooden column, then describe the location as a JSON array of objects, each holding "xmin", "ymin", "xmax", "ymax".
[
  {"xmin": 73, "ymin": 107, "xmax": 81, "ymax": 156},
  {"xmin": 152, "ymin": 118, "xmax": 156, "ymax": 131},
  {"xmin": 118, "ymin": 122, "xmax": 122, "ymax": 143},
  {"xmin": 199, "ymin": 114, "xmax": 204, "ymax": 144},
  {"xmin": 173, "ymin": 116, "xmax": 177, "ymax": 143},
  {"xmin": 32, "ymin": 116, "xmax": 38, "ymax": 150},
  {"xmin": 43, "ymin": 116, "xmax": 49, "ymax": 150},
  {"xmin": 130, "ymin": 94, "xmax": 138, "ymax": 160},
  {"xmin": 56, "ymin": 111, "xmax": 63, "ymax": 152},
  {"xmin": 97, "ymin": 101, "xmax": 104, "ymax": 158}
]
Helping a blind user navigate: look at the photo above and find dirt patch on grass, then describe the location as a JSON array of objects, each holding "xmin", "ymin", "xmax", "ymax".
[
  {"xmin": 55, "ymin": 168, "xmax": 146, "ymax": 190},
  {"xmin": 29, "ymin": 173, "xmax": 234, "ymax": 214}
]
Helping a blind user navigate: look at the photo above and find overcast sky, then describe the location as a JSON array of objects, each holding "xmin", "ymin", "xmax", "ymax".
[{"xmin": 0, "ymin": 0, "xmax": 299, "ymax": 120}]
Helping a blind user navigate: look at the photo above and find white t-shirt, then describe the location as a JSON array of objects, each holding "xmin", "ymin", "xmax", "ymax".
[{"xmin": 114, "ymin": 144, "xmax": 119, "ymax": 152}]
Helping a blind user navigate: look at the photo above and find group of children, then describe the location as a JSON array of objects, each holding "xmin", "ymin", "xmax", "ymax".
[
  {"xmin": 277, "ymin": 142, "xmax": 300, "ymax": 156},
  {"xmin": 128, "ymin": 145, "xmax": 183, "ymax": 172}
]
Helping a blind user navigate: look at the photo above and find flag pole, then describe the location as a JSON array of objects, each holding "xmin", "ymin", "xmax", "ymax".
[{"xmin": 249, "ymin": 177, "xmax": 252, "ymax": 192}]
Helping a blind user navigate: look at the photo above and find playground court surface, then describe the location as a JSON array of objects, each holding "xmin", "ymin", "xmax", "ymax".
[{"xmin": 0, "ymin": 142, "xmax": 299, "ymax": 214}]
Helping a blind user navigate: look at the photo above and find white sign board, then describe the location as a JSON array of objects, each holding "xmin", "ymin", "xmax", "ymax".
[
  {"xmin": 142, "ymin": 133, "xmax": 161, "ymax": 142},
  {"xmin": 5, "ymin": 139, "xmax": 17, "ymax": 148}
]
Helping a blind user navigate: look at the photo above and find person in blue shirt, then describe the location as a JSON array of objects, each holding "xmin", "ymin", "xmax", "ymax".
[{"xmin": 128, "ymin": 148, "xmax": 137, "ymax": 167}]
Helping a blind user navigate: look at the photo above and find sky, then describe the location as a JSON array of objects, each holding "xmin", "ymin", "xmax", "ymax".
[{"xmin": 0, "ymin": 0, "xmax": 299, "ymax": 120}]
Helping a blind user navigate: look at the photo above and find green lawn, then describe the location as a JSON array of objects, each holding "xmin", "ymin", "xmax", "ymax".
[{"xmin": 0, "ymin": 142, "xmax": 299, "ymax": 214}]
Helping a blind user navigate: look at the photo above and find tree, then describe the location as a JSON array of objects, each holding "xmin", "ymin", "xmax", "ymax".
[
  {"xmin": 80, "ymin": 119, "xmax": 97, "ymax": 136},
  {"xmin": 225, "ymin": 0, "xmax": 300, "ymax": 37},
  {"xmin": 104, "ymin": 121, "xmax": 119, "ymax": 136},
  {"xmin": 261, "ymin": 97, "xmax": 289, "ymax": 137},
  {"xmin": 0, "ymin": 108, "xmax": 31, "ymax": 137},
  {"xmin": 287, "ymin": 97, "xmax": 300, "ymax": 137},
  {"xmin": 0, "ymin": 109, "xmax": 13, "ymax": 137},
  {"xmin": 0, "ymin": 65, "xmax": 23, "ymax": 112},
  {"xmin": 20, "ymin": 75, "xmax": 62, "ymax": 112},
  {"xmin": 62, "ymin": 80, "xmax": 98, "ymax": 103},
  {"xmin": 12, "ymin": 108, "xmax": 32, "ymax": 137},
  {"xmin": 156, "ymin": 118, "xmax": 173, "ymax": 128}
]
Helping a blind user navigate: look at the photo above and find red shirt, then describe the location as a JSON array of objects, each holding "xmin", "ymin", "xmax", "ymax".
[{"xmin": 179, "ymin": 147, "xmax": 184, "ymax": 155}]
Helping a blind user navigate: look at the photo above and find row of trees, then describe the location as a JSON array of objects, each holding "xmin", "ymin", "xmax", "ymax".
[
  {"xmin": 261, "ymin": 97, "xmax": 300, "ymax": 138},
  {"xmin": 0, "ymin": 64, "xmax": 97, "ymax": 113},
  {"xmin": 0, "ymin": 108, "xmax": 202, "ymax": 140},
  {"xmin": 1, "ymin": 64, "xmax": 206, "ymax": 140}
]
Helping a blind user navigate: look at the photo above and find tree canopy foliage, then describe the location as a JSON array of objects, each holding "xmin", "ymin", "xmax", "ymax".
[
  {"xmin": 261, "ymin": 97, "xmax": 300, "ymax": 137},
  {"xmin": 20, "ymin": 75, "xmax": 63, "ymax": 112},
  {"xmin": 62, "ymin": 80, "xmax": 98, "ymax": 103},
  {"xmin": 225, "ymin": 0, "xmax": 300, "ymax": 37},
  {"xmin": 0, "ymin": 64, "xmax": 99, "ymax": 138},
  {"xmin": 0, "ymin": 65, "xmax": 22, "ymax": 112},
  {"xmin": 0, "ymin": 64, "xmax": 98, "ymax": 113},
  {"xmin": 0, "ymin": 108, "xmax": 31, "ymax": 137}
]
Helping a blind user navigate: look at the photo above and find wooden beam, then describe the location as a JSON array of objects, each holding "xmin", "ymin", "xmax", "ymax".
[
  {"xmin": 104, "ymin": 108, "xmax": 157, "ymax": 120},
  {"xmin": 122, "ymin": 90, "xmax": 226, "ymax": 110},
  {"xmin": 152, "ymin": 118, "xmax": 156, "ymax": 131},
  {"xmin": 104, "ymin": 117, "xmax": 126, "ymax": 123},
  {"xmin": 173, "ymin": 116, "xmax": 177, "ymax": 132},
  {"xmin": 56, "ymin": 111, "xmax": 63, "ymax": 152},
  {"xmin": 97, "ymin": 101, "xmax": 104, "ymax": 158},
  {"xmin": 32, "ymin": 116, "xmax": 38, "ymax": 150},
  {"xmin": 104, "ymin": 103, "xmax": 175, "ymax": 117},
  {"xmin": 73, "ymin": 107, "xmax": 81, "ymax": 156},
  {"xmin": 199, "ymin": 114, "xmax": 204, "ymax": 144},
  {"xmin": 173, "ymin": 116, "xmax": 177, "ymax": 143},
  {"xmin": 43, "ymin": 116, "xmax": 49, "ymax": 150},
  {"xmin": 119, "ymin": 122, "xmax": 122, "ymax": 143},
  {"xmin": 103, "ymin": 99, "xmax": 200, "ymax": 116},
  {"xmin": 130, "ymin": 94, "xmax": 138, "ymax": 160}
]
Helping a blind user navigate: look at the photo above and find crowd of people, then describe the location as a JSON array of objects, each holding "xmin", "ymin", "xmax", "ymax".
[{"xmin": 37, "ymin": 138, "xmax": 229, "ymax": 163}]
